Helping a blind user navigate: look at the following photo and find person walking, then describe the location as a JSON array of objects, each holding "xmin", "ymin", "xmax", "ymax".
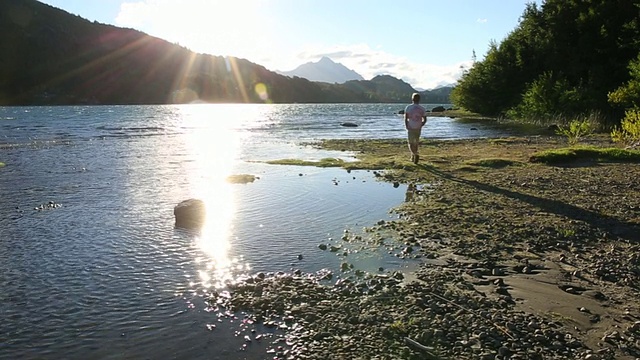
[{"xmin": 404, "ymin": 93, "xmax": 427, "ymax": 164}]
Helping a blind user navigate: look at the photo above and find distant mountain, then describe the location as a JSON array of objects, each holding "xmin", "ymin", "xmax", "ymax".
[
  {"xmin": 341, "ymin": 75, "xmax": 417, "ymax": 102},
  {"xmin": 421, "ymin": 86, "xmax": 454, "ymax": 104},
  {"xmin": 279, "ymin": 57, "xmax": 364, "ymax": 84},
  {"xmin": 432, "ymin": 82, "xmax": 457, "ymax": 90}
]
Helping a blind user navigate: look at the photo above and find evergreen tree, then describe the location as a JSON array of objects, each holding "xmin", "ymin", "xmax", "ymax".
[{"xmin": 453, "ymin": 0, "xmax": 640, "ymax": 124}]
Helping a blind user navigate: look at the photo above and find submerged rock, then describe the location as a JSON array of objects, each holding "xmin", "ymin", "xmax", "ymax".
[
  {"xmin": 341, "ymin": 122, "xmax": 358, "ymax": 127},
  {"xmin": 226, "ymin": 174, "xmax": 258, "ymax": 184},
  {"xmin": 174, "ymin": 198, "xmax": 206, "ymax": 229}
]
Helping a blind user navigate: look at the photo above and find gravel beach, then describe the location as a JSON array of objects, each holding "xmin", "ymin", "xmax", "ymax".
[{"xmin": 211, "ymin": 135, "xmax": 640, "ymax": 360}]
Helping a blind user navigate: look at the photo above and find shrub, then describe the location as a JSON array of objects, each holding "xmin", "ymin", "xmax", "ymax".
[
  {"xmin": 611, "ymin": 109, "xmax": 640, "ymax": 148},
  {"xmin": 555, "ymin": 119, "xmax": 595, "ymax": 145},
  {"xmin": 507, "ymin": 72, "xmax": 590, "ymax": 122}
]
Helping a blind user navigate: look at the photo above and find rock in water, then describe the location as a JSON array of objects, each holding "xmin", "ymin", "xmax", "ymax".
[
  {"xmin": 341, "ymin": 122, "xmax": 358, "ymax": 127},
  {"xmin": 174, "ymin": 199, "xmax": 206, "ymax": 229}
]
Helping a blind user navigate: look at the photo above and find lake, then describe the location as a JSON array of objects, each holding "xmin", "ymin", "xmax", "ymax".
[{"xmin": 0, "ymin": 104, "xmax": 518, "ymax": 359}]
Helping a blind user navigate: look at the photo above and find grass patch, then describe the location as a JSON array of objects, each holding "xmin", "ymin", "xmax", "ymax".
[
  {"xmin": 432, "ymin": 109, "xmax": 485, "ymax": 119},
  {"xmin": 266, "ymin": 155, "xmax": 417, "ymax": 171},
  {"xmin": 271, "ymin": 140, "xmax": 420, "ymax": 171},
  {"xmin": 226, "ymin": 174, "xmax": 258, "ymax": 184},
  {"xmin": 266, "ymin": 157, "xmax": 346, "ymax": 168},
  {"xmin": 465, "ymin": 158, "xmax": 522, "ymax": 168},
  {"xmin": 530, "ymin": 146, "xmax": 640, "ymax": 164}
]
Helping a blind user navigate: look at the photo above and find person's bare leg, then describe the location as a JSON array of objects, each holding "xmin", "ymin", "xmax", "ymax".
[{"xmin": 409, "ymin": 142, "xmax": 419, "ymax": 163}]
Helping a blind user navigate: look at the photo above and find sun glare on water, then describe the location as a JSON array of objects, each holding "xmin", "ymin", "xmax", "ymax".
[{"xmin": 177, "ymin": 104, "xmax": 257, "ymax": 288}]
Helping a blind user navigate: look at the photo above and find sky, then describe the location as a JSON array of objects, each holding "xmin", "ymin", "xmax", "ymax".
[{"xmin": 39, "ymin": 0, "xmax": 539, "ymax": 90}]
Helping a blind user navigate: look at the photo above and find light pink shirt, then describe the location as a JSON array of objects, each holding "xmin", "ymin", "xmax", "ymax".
[{"xmin": 404, "ymin": 104, "xmax": 426, "ymax": 130}]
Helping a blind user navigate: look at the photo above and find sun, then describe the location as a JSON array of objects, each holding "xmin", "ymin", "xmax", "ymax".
[{"xmin": 116, "ymin": 0, "xmax": 275, "ymax": 60}]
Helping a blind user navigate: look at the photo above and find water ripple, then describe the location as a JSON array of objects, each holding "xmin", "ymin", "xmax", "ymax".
[{"xmin": 0, "ymin": 104, "xmax": 519, "ymax": 359}]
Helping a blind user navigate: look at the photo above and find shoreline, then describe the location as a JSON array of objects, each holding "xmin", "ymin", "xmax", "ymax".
[{"xmin": 214, "ymin": 134, "xmax": 640, "ymax": 359}]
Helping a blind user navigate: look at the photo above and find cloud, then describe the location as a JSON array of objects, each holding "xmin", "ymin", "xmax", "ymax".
[
  {"xmin": 115, "ymin": 1, "xmax": 468, "ymax": 90},
  {"xmin": 477, "ymin": 18, "xmax": 488, "ymax": 24},
  {"xmin": 292, "ymin": 44, "xmax": 469, "ymax": 90}
]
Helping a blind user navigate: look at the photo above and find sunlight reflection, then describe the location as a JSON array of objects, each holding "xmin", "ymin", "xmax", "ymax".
[
  {"xmin": 180, "ymin": 104, "xmax": 237, "ymax": 288},
  {"xmin": 177, "ymin": 104, "xmax": 263, "ymax": 288}
]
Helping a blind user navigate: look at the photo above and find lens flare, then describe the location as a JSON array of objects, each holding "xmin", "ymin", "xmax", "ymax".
[{"xmin": 254, "ymin": 82, "xmax": 269, "ymax": 102}]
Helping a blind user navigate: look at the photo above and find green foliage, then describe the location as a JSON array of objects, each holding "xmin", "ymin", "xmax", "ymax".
[
  {"xmin": 451, "ymin": 41, "xmax": 525, "ymax": 115},
  {"xmin": 555, "ymin": 119, "xmax": 596, "ymax": 145},
  {"xmin": 608, "ymin": 53, "xmax": 640, "ymax": 109},
  {"xmin": 530, "ymin": 146, "xmax": 640, "ymax": 164},
  {"xmin": 611, "ymin": 109, "xmax": 640, "ymax": 147},
  {"xmin": 559, "ymin": 228, "xmax": 576, "ymax": 239},
  {"xmin": 388, "ymin": 320, "xmax": 409, "ymax": 336},
  {"xmin": 453, "ymin": 0, "xmax": 640, "ymax": 125},
  {"xmin": 266, "ymin": 158, "xmax": 346, "ymax": 167},
  {"xmin": 387, "ymin": 317, "xmax": 423, "ymax": 337},
  {"xmin": 507, "ymin": 72, "xmax": 589, "ymax": 121}
]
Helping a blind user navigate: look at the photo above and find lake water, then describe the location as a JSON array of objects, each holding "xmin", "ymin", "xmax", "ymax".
[{"xmin": 0, "ymin": 104, "xmax": 518, "ymax": 359}]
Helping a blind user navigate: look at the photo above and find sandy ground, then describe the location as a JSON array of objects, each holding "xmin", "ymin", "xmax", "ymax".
[
  {"xmin": 215, "ymin": 134, "xmax": 640, "ymax": 359},
  {"xmin": 376, "ymin": 135, "xmax": 640, "ymax": 359}
]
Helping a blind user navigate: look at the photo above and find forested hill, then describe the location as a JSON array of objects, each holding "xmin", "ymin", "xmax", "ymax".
[
  {"xmin": 0, "ymin": 0, "xmax": 446, "ymax": 105},
  {"xmin": 451, "ymin": 0, "xmax": 640, "ymax": 124}
]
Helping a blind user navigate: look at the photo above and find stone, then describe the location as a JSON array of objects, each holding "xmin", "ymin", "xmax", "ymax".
[{"xmin": 174, "ymin": 198, "xmax": 206, "ymax": 229}]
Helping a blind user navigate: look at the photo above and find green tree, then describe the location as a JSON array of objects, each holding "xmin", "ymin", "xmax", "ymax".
[
  {"xmin": 452, "ymin": 3, "xmax": 546, "ymax": 115},
  {"xmin": 451, "ymin": 42, "xmax": 516, "ymax": 115},
  {"xmin": 508, "ymin": 72, "xmax": 588, "ymax": 120},
  {"xmin": 609, "ymin": 53, "xmax": 640, "ymax": 109},
  {"xmin": 452, "ymin": 0, "xmax": 640, "ymax": 124}
]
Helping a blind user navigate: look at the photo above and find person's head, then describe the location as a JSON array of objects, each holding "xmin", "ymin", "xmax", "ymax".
[{"xmin": 411, "ymin": 93, "xmax": 420, "ymax": 103}]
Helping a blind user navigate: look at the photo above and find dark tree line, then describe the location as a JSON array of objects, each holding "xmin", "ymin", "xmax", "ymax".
[{"xmin": 451, "ymin": 0, "xmax": 640, "ymax": 125}]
